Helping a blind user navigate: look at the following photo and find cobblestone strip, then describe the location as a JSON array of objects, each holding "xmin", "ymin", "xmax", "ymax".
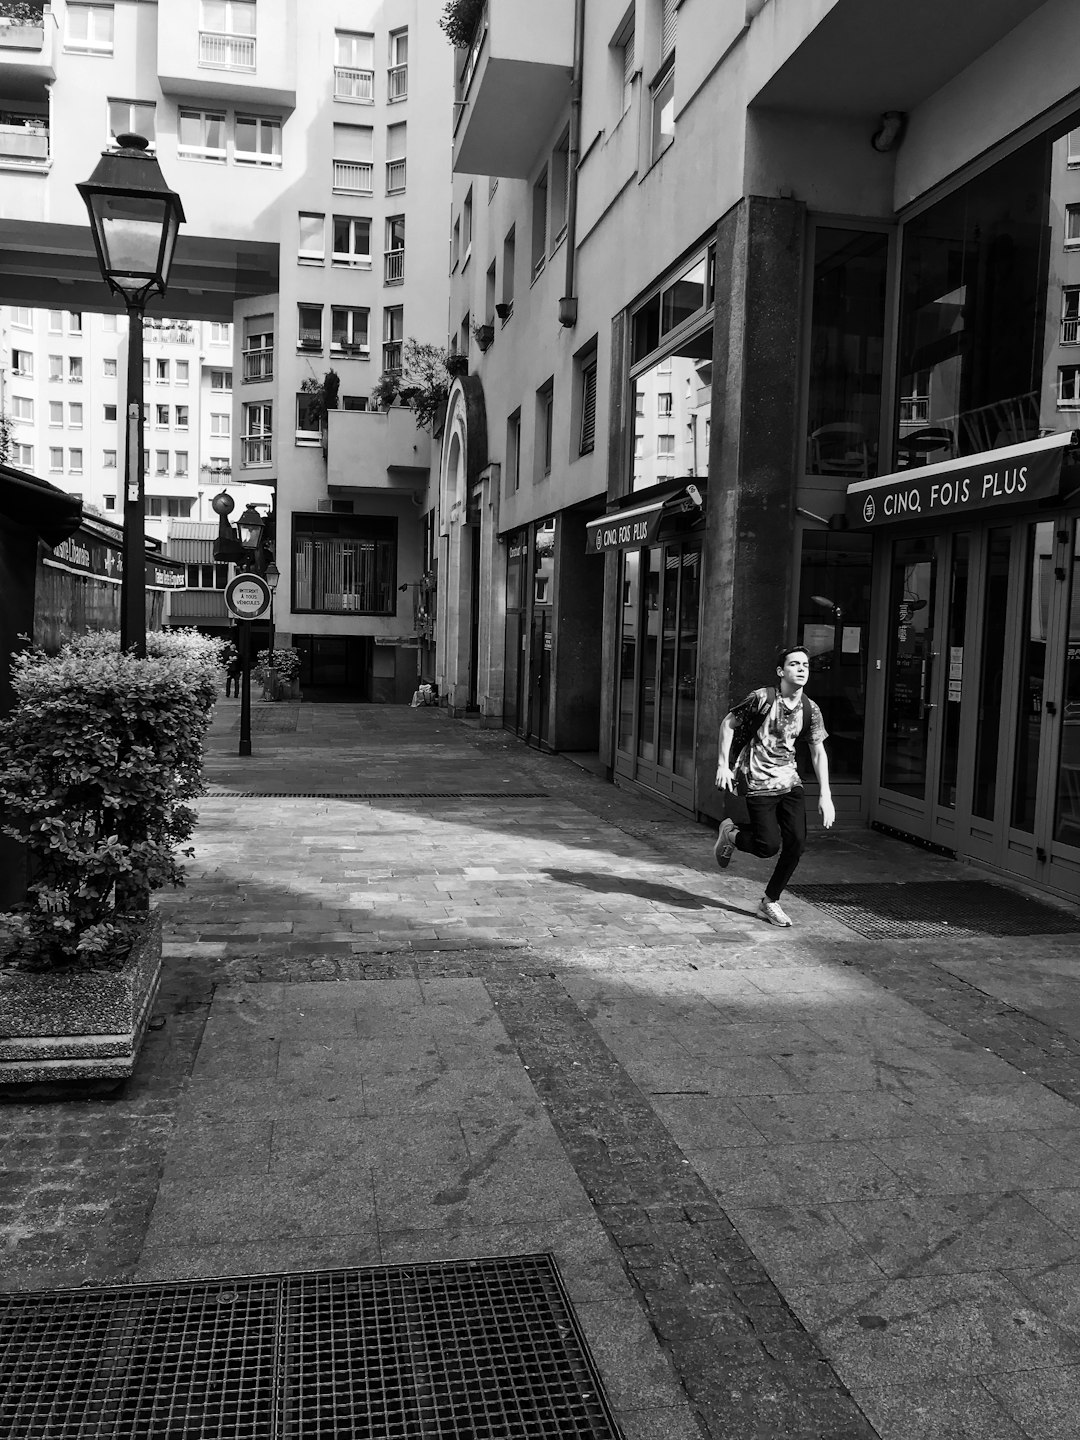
[
  {"xmin": 483, "ymin": 969, "xmax": 878, "ymax": 1440},
  {"xmin": 805, "ymin": 936, "xmax": 1080, "ymax": 1108}
]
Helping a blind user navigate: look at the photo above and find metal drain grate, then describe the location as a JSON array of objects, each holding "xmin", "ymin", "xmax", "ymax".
[
  {"xmin": 789, "ymin": 880, "xmax": 1080, "ymax": 939},
  {"xmin": 202, "ymin": 791, "xmax": 549, "ymax": 800},
  {"xmin": 0, "ymin": 1255, "xmax": 621, "ymax": 1439}
]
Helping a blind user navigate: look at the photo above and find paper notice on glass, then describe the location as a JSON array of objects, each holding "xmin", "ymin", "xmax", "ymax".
[
  {"xmin": 841, "ymin": 626, "xmax": 861, "ymax": 654},
  {"xmin": 802, "ymin": 624, "xmax": 833, "ymax": 658},
  {"xmin": 948, "ymin": 681, "xmax": 962, "ymax": 702},
  {"xmin": 950, "ymin": 646, "xmax": 963, "ymax": 667}
]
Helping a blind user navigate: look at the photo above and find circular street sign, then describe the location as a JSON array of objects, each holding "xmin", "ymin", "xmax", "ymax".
[{"xmin": 225, "ymin": 573, "xmax": 271, "ymax": 620}]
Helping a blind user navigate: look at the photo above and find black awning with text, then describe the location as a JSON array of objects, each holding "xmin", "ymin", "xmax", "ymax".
[
  {"xmin": 585, "ymin": 484, "xmax": 704, "ymax": 555},
  {"xmin": 846, "ymin": 431, "xmax": 1077, "ymax": 529}
]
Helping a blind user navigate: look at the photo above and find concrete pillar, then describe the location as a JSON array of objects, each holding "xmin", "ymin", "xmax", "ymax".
[{"xmin": 551, "ymin": 510, "xmax": 605, "ymax": 751}]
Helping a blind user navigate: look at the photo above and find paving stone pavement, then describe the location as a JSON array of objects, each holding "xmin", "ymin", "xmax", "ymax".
[{"xmin": 4, "ymin": 697, "xmax": 1080, "ymax": 1439}]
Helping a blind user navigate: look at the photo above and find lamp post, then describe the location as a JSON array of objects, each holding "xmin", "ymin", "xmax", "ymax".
[
  {"xmin": 78, "ymin": 133, "xmax": 185, "ymax": 658},
  {"xmin": 264, "ymin": 559, "xmax": 280, "ymax": 663}
]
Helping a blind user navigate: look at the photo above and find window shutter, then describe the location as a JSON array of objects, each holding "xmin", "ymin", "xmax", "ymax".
[
  {"xmin": 661, "ymin": 0, "xmax": 677, "ymax": 59},
  {"xmin": 579, "ymin": 363, "xmax": 597, "ymax": 455},
  {"xmin": 623, "ymin": 31, "xmax": 635, "ymax": 89}
]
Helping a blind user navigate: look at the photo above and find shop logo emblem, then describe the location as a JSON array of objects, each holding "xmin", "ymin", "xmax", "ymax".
[{"xmin": 862, "ymin": 495, "xmax": 876, "ymax": 524}]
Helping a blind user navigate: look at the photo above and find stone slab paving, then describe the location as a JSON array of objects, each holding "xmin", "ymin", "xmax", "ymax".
[{"xmin": 5, "ymin": 701, "xmax": 1080, "ymax": 1439}]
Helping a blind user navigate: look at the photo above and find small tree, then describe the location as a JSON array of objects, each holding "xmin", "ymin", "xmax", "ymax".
[
  {"xmin": 300, "ymin": 368, "xmax": 340, "ymax": 425},
  {"xmin": 438, "ymin": 0, "xmax": 485, "ymax": 48},
  {"xmin": 0, "ymin": 412, "xmax": 13, "ymax": 466}
]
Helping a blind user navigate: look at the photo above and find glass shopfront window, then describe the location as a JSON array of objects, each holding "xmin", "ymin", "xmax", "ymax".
[
  {"xmin": 894, "ymin": 118, "xmax": 1080, "ymax": 470},
  {"xmin": 806, "ymin": 229, "xmax": 888, "ymax": 479},
  {"xmin": 631, "ymin": 326, "xmax": 711, "ymax": 490}
]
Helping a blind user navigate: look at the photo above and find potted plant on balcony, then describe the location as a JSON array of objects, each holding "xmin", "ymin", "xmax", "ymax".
[
  {"xmin": 472, "ymin": 320, "xmax": 495, "ymax": 352},
  {"xmin": 0, "ymin": 629, "xmax": 224, "ymax": 1088},
  {"xmin": 438, "ymin": 0, "xmax": 485, "ymax": 48}
]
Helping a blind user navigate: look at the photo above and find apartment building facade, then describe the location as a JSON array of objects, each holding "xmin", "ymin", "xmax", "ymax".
[
  {"xmin": 0, "ymin": 0, "xmax": 451, "ymax": 701},
  {"xmin": 441, "ymin": 0, "xmax": 1080, "ymax": 902}
]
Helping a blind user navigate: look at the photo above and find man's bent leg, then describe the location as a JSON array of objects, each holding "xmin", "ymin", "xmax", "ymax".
[
  {"xmin": 738, "ymin": 795, "xmax": 782, "ymax": 859},
  {"xmin": 763, "ymin": 788, "xmax": 806, "ymax": 902}
]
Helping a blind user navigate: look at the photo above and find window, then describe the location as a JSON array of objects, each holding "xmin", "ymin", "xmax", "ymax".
[
  {"xmin": 104, "ymin": 495, "xmax": 116, "ymax": 511},
  {"xmin": 69, "ymin": 402, "xmax": 83, "ymax": 428},
  {"xmin": 292, "ymin": 515, "xmax": 397, "ymax": 615},
  {"xmin": 156, "ymin": 358, "xmax": 170, "ymax": 382},
  {"xmin": 102, "ymin": 313, "xmax": 118, "ymax": 332},
  {"xmin": 335, "ymin": 31, "xmax": 374, "ymax": 101},
  {"xmin": 298, "ymin": 212, "xmax": 325, "ymax": 264},
  {"xmin": 211, "ymin": 322, "xmax": 231, "ymax": 345},
  {"xmin": 104, "ymin": 358, "xmax": 117, "ymax": 378},
  {"xmin": 342, "ymin": 395, "xmax": 368, "ymax": 411},
  {"xmin": 577, "ymin": 349, "xmax": 598, "ymax": 456},
  {"xmin": 384, "ymin": 215, "xmax": 405, "ymax": 284},
  {"xmin": 11, "ymin": 308, "xmax": 31, "ymax": 329},
  {"xmin": 199, "ymin": 0, "xmax": 256, "ymax": 70},
  {"xmin": 296, "ymin": 392, "xmax": 322, "ymax": 443},
  {"xmin": 462, "ymin": 187, "xmax": 473, "ymax": 262},
  {"xmin": 1059, "ymin": 366, "xmax": 1080, "ymax": 406},
  {"xmin": 235, "ymin": 114, "xmax": 282, "ymax": 167},
  {"xmin": 535, "ymin": 379, "xmax": 554, "ymax": 481},
  {"xmin": 386, "ymin": 123, "xmax": 406, "ymax": 194},
  {"xmin": 650, "ymin": 54, "xmax": 675, "ymax": 161},
  {"xmin": 176, "ymin": 406, "xmax": 189, "ymax": 429},
  {"xmin": 104, "ymin": 403, "xmax": 117, "ymax": 422},
  {"xmin": 155, "ymin": 449, "xmax": 169, "ymax": 474},
  {"xmin": 531, "ymin": 170, "xmax": 548, "ymax": 280},
  {"xmin": 69, "ymin": 448, "xmax": 83, "ymax": 474},
  {"xmin": 49, "ymin": 447, "xmax": 63, "ymax": 472},
  {"xmin": 502, "ymin": 227, "xmax": 516, "ymax": 316},
  {"xmin": 1067, "ymin": 204, "xmax": 1080, "ymax": 247},
  {"xmin": 12, "ymin": 396, "xmax": 33, "ymax": 422},
  {"xmin": 14, "ymin": 350, "xmax": 33, "ymax": 378},
  {"xmin": 452, "ymin": 218, "xmax": 461, "ymax": 272},
  {"xmin": 243, "ymin": 317, "xmax": 273, "ymax": 379},
  {"xmin": 109, "ymin": 99, "xmax": 155, "ymax": 148},
  {"xmin": 332, "ymin": 306, "xmax": 370, "ymax": 354},
  {"xmin": 242, "ymin": 402, "xmax": 272, "ymax": 465},
  {"xmin": 485, "ymin": 261, "xmax": 497, "ymax": 325},
  {"xmin": 657, "ymin": 391, "xmax": 673, "ymax": 416},
  {"xmin": 388, "ymin": 28, "xmax": 408, "ymax": 100},
  {"xmin": 631, "ymin": 324, "xmax": 712, "ymax": 489},
  {"xmin": 382, "ymin": 307, "xmax": 403, "ymax": 370},
  {"xmin": 1070, "ymin": 129, "xmax": 1080, "ymax": 167},
  {"xmin": 176, "ymin": 361, "xmax": 189, "ymax": 385},
  {"xmin": 66, "ymin": 4, "xmax": 114, "ymax": 55},
  {"xmin": 333, "ymin": 123, "xmax": 373, "ymax": 193},
  {"xmin": 550, "ymin": 130, "xmax": 570, "ymax": 248},
  {"xmin": 142, "ymin": 357, "xmax": 150, "ymax": 380},
  {"xmin": 142, "ymin": 449, "xmax": 150, "ymax": 470},
  {"xmin": 333, "ymin": 215, "xmax": 372, "ymax": 267},
  {"xmin": 656, "ymin": 433, "xmax": 675, "ymax": 456},
  {"xmin": 68, "ymin": 311, "xmax": 82, "ymax": 334},
  {"xmin": 48, "ymin": 311, "xmax": 63, "ymax": 333},
  {"xmin": 49, "ymin": 401, "xmax": 63, "ymax": 425},
  {"xmin": 1063, "ymin": 287, "xmax": 1080, "ymax": 345},
  {"xmin": 176, "ymin": 451, "xmax": 189, "ymax": 476},
  {"xmin": 211, "ymin": 412, "xmax": 231, "ymax": 437},
  {"xmin": 298, "ymin": 304, "xmax": 323, "ymax": 350},
  {"xmin": 68, "ymin": 357, "xmax": 83, "ymax": 383},
  {"xmin": 12, "ymin": 444, "xmax": 33, "ymax": 469},
  {"xmin": 614, "ymin": 9, "xmax": 636, "ymax": 118},
  {"xmin": 210, "ymin": 369, "xmax": 232, "ymax": 391},
  {"xmin": 103, "ymin": 449, "xmax": 117, "ymax": 468},
  {"xmin": 506, "ymin": 409, "xmax": 521, "ymax": 494},
  {"xmin": 178, "ymin": 108, "xmax": 226, "ymax": 163},
  {"xmin": 155, "ymin": 405, "xmax": 169, "ymax": 427}
]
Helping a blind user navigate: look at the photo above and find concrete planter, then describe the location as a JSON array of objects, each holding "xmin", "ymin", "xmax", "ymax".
[{"xmin": 0, "ymin": 912, "xmax": 163, "ymax": 1085}]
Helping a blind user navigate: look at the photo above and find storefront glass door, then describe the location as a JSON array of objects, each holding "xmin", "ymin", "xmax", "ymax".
[{"xmin": 1052, "ymin": 519, "xmax": 1080, "ymax": 848}]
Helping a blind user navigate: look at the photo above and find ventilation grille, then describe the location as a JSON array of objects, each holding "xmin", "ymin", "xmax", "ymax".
[
  {"xmin": 317, "ymin": 498, "xmax": 355, "ymax": 514},
  {"xmin": 0, "ymin": 1256, "xmax": 622, "ymax": 1440},
  {"xmin": 789, "ymin": 880, "xmax": 1080, "ymax": 939},
  {"xmin": 202, "ymin": 791, "xmax": 549, "ymax": 800}
]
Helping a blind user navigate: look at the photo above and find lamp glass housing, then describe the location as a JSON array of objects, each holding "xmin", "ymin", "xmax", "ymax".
[
  {"xmin": 237, "ymin": 505, "xmax": 265, "ymax": 550},
  {"xmin": 264, "ymin": 560, "xmax": 281, "ymax": 592},
  {"xmin": 77, "ymin": 135, "xmax": 185, "ymax": 305}
]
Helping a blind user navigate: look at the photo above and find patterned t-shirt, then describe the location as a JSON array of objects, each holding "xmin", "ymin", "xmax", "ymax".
[{"xmin": 734, "ymin": 688, "xmax": 828, "ymax": 796}]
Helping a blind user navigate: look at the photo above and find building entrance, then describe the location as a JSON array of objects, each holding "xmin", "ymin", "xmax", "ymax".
[{"xmin": 872, "ymin": 511, "xmax": 1080, "ymax": 897}]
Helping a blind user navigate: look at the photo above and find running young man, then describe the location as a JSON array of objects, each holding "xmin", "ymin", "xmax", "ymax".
[{"xmin": 713, "ymin": 645, "xmax": 834, "ymax": 926}]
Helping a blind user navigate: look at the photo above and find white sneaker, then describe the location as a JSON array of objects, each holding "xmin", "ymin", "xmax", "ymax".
[
  {"xmin": 758, "ymin": 897, "xmax": 792, "ymax": 927},
  {"xmin": 713, "ymin": 818, "xmax": 738, "ymax": 869}
]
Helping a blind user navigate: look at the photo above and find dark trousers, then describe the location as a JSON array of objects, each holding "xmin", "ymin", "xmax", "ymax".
[{"xmin": 736, "ymin": 787, "xmax": 807, "ymax": 901}]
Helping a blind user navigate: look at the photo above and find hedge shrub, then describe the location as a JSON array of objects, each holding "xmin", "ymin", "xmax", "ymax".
[{"xmin": 0, "ymin": 629, "xmax": 225, "ymax": 970}]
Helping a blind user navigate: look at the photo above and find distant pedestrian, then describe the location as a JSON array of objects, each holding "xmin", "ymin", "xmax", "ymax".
[
  {"xmin": 713, "ymin": 645, "xmax": 834, "ymax": 927},
  {"xmin": 225, "ymin": 648, "xmax": 242, "ymax": 699}
]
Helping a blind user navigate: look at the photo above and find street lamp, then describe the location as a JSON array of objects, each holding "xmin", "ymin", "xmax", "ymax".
[
  {"xmin": 78, "ymin": 133, "xmax": 185, "ymax": 657},
  {"xmin": 264, "ymin": 559, "xmax": 280, "ymax": 663},
  {"xmin": 236, "ymin": 504, "xmax": 266, "ymax": 562}
]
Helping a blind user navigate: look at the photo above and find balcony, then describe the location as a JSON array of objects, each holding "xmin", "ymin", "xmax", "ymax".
[
  {"xmin": 0, "ymin": 5, "xmax": 54, "ymax": 87},
  {"xmin": 158, "ymin": 0, "xmax": 296, "ymax": 110},
  {"xmin": 387, "ymin": 63, "xmax": 407, "ymax": 101},
  {"xmin": 335, "ymin": 65, "xmax": 373, "ymax": 101},
  {"xmin": 241, "ymin": 436, "xmax": 272, "ymax": 466},
  {"xmin": 243, "ymin": 347, "xmax": 274, "ymax": 381},
  {"xmin": 0, "ymin": 119, "xmax": 47, "ymax": 166},
  {"xmin": 382, "ymin": 340, "xmax": 402, "ymax": 372},
  {"xmin": 452, "ymin": 0, "xmax": 575, "ymax": 179},
  {"xmin": 384, "ymin": 248, "xmax": 404, "ymax": 284},
  {"xmin": 334, "ymin": 159, "xmax": 372, "ymax": 194},
  {"xmin": 385, "ymin": 158, "xmax": 406, "ymax": 194},
  {"xmin": 1063, "ymin": 318, "xmax": 1079, "ymax": 346},
  {"xmin": 326, "ymin": 407, "xmax": 431, "ymax": 493}
]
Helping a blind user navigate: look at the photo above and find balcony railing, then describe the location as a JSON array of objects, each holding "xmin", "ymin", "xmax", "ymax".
[
  {"xmin": 384, "ymin": 248, "xmax": 404, "ymax": 284},
  {"xmin": 243, "ymin": 348, "xmax": 273, "ymax": 381},
  {"xmin": 386, "ymin": 158, "xmax": 406, "ymax": 193},
  {"xmin": 382, "ymin": 340, "xmax": 402, "ymax": 372},
  {"xmin": 1063, "ymin": 317, "xmax": 1079, "ymax": 345},
  {"xmin": 387, "ymin": 63, "xmax": 407, "ymax": 100},
  {"xmin": 898, "ymin": 397, "xmax": 929, "ymax": 425},
  {"xmin": 334, "ymin": 65, "xmax": 373, "ymax": 101},
  {"xmin": 0, "ymin": 121, "xmax": 47, "ymax": 164},
  {"xmin": 199, "ymin": 30, "xmax": 256, "ymax": 71},
  {"xmin": 333, "ymin": 159, "xmax": 372, "ymax": 193},
  {"xmin": 241, "ymin": 436, "xmax": 272, "ymax": 465}
]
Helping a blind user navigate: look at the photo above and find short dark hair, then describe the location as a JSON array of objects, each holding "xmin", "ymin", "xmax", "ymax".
[{"xmin": 775, "ymin": 644, "xmax": 810, "ymax": 668}]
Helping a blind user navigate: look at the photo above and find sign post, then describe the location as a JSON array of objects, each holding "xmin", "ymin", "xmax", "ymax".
[{"xmin": 224, "ymin": 574, "xmax": 272, "ymax": 758}]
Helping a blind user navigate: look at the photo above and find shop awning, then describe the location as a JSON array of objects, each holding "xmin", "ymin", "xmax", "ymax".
[
  {"xmin": 585, "ymin": 483, "xmax": 705, "ymax": 555},
  {"xmin": 846, "ymin": 431, "xmax": 1077, "ymax": 529}
]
